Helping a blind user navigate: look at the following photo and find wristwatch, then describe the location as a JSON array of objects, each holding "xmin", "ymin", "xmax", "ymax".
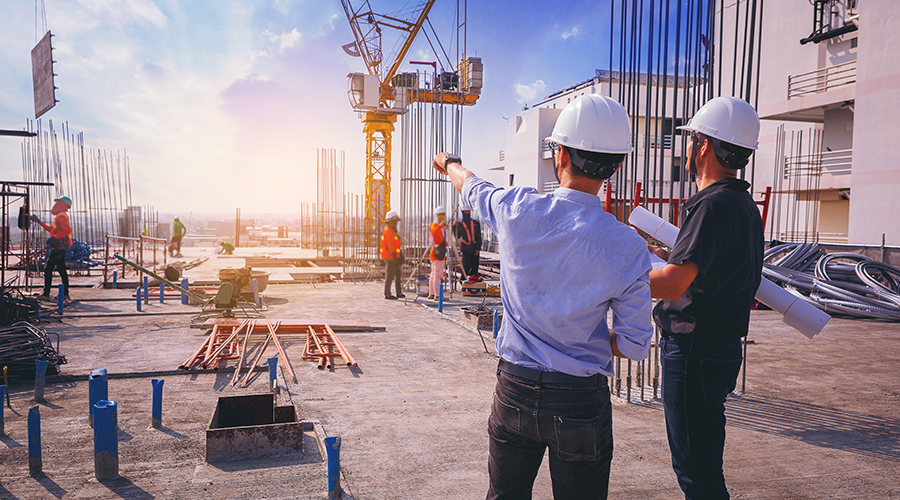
[{"xmin": 444, "ymin": 154, "xmax": 462, "ymax": 170}]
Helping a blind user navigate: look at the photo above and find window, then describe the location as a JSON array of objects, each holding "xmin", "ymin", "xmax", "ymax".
[
  {"xmin": 509, "ymin": 174, "xmax": 515, "ymax": 187},
  {"xmin": 671, "ymin": 156, "xmax": 682, "ymax": 182}
]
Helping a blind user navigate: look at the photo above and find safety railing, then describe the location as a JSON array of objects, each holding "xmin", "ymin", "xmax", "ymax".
[
  {"xmin": 103, "ymin": 235, "xmax": 168, "ymax": 287},
  {"xmin": 788, "ymin": 60, "xmax": 856, "ymax": 99},
  {"xmin": 783, "ymin": 148, "xmax": 852, "ymax": 178}
]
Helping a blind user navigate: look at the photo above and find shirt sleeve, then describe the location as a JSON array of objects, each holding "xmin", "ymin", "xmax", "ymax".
[
  {"xmin": 609, "ymin": 259, "xmax": 654, "ymax": 361},
  {"xmin": 461, "ymin": 176, "xmax": 505, "ymax": 235},
  {"xmin": 667, "ymin": 200, "xmax": 724, "ymax": 276}
]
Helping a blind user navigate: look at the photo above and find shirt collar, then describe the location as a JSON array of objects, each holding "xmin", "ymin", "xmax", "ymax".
[
  {"xmin": 684, "ymin": 177, "xmax": 751, "ymax": 210},
  {"xmin": 553, "ymin": 187, "xmax": 604, "ymax": 207}
]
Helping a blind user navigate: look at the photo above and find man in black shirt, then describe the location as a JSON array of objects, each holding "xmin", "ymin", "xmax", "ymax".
[{"xmin": 648, "ymin": 96, "xmax": 763, "ymax": 500}]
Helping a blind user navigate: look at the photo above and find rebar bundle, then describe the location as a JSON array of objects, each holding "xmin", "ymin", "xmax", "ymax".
[
  {"xmin": 0, "ymin": 321, "xmax": 66, "ymax": 378},
  {"xmin": 763, "ymin": 243, "xmax": 900, "ymax": 321},
  {"xmin": 21, "ymin": 119, "xmax": 137, "ymax": 248}
]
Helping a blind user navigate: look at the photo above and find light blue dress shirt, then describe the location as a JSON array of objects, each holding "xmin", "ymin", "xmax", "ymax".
[{"xmin": 462, "ymin": 176, "xmax": 653, "ymax": 377}]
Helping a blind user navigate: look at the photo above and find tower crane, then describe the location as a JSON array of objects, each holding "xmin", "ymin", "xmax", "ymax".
[{"xmin": 340, "ymin": 0, "xmax": 482, "ymax": 227}]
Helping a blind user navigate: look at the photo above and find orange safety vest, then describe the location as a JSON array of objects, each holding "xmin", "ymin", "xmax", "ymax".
[
  {"xmin": 380, "ymin": 226, "xmax": 401, "ymax": 260},
  {"xmin": 429, "ymin": 222, "xmax": 445, "ymax": 261}
]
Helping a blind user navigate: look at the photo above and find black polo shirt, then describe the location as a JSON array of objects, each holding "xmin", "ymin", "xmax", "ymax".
[{"xmin": 653, "ymin": 177, "xmax": 763, "ymax": 340}]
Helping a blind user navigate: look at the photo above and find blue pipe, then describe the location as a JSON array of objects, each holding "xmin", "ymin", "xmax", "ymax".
[
  {"xmin": 136, "ymin": 286, "xmax": 142, "ymax": 312},
  {"xmin": 181, "ymin": 278, "xmax": 189, "ymax": 305},
  {"xmin": 493, "ymin": 309, "xmax": 499, "ymax": 338},
  {"xmin": 0, "ymin": 385, "xmax": 5, "ymax": 435},
  {"xmin": 93, "ymin": 400, "xmax": 118, "ymax": 480},
  {"xmin": 58, "ymin": 283, "xmax": 64, "ymax": 315},
  {"xmin": 143, "ymin": 276, "xmax": 149, "ymax": 304},
  {"xmin": 28, "ymin": 406, "xmax": 41, "ymax": 475},
  {"xmin": 267, "ymin": 357, "xmax": 278, "ymax": 382},
  {"xmin": 34, "ymin": 359, "xmax": 48, "ymax": 402},
  {"xmin": 159, "ymin": 283, "xmax": 165, "ymax": 304},
  {"xmin": 151, "ymin": 379, "xmax": 163, "ymax": 428},
  {"xmin": 253, "ymin": 279, "xmax": 259, "ymax": 306},
  {"xmin": 112, "ymin": 270, "xmax": 117, "ymax": 288},
  {"xmin": 88, "ymin": 368, "xmax": 108, "ymax": 427},
  {"xmin": 325, "ymin": 436, "xmax": 342, "ymax": 499},
  {"xmin": 438, "ymin": 284, "xmax": 444, "ymax": 313}
]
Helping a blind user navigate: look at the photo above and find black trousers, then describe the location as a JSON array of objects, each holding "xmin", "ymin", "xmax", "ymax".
[
  {"xmin": 461, "ymin": 250, "xmax": 479, "ymax": 277},
  {"xmin": 383, "ymin": 258, "xmax": 402, "ymax": 297},
  {"xmin": 171, "ymin": 234, "xmax": 183, "ymax": 253},
  {"xmin": 43, "ymin": 249, "xmax": 69, "ymax": 297}
]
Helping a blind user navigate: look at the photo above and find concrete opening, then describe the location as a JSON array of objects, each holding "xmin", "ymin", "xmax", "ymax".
[{"xmin": 206, "ymin": 393, "xmax": 305, "ymax": 462}]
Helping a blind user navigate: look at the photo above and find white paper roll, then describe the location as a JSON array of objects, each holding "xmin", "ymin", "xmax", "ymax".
[{"xmin": 628, "ymin": 206, "xmax": 830, "ymax": 338}]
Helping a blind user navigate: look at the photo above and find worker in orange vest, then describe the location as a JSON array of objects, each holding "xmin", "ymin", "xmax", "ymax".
[
  {"xmin": 428, "ymin": 206, "xmax": 447, "ymax": 300},
  {"xmin": 453, "ymin": 204, "xmax": 483, "ymax": 282},
  {"xmin": 380, "ymin": 210, "xmax": 404, "ymax": 300},
  {"xmin": 32, "ymin": 196, "xmax": 73, "ymax": 301}
]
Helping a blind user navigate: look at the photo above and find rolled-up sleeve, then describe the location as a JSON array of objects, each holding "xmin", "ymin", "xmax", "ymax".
[{"xmin": 610, "ymin": 265, "xmax": 654, "ymax": 361}]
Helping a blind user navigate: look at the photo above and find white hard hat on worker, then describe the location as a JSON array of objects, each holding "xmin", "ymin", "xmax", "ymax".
[
  {"xmin": 545, "ymin": 94, "xmax": 633, "ymax": 180},
  {"xmin": 678, "ymin": 96, "xmax": 759, "ymax": 169}
]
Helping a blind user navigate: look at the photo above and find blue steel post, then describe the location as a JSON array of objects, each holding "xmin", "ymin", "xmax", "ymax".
[
  {"xmin": 28, "ymin": 406, "xmax": 41, "ymax": 474},
  {"xmin": 143, "ymin": 276, "xmax": 149, "ymax": 304},
  {"xmin": 93, "ymin": 400, "xmax": 118, "ymax": 480},
  {"xmin": 493, "ymin": 309, "xmax": 499, "ymax": 338},
  {"xmin": 112, "ymin": 270, "xmax": 117, "ymax": 288},
  {"xmin": 253, "ymin": 279, "xmax": 259, "ymax": 306},
  {"xmin": 136, "ymin": 286, "xmax": 142, "ymax": 312},
  {"xmin": 88, "ymin": 368, "xmax": 108, "ymax": 427},
  {"xmin": 151, "ymin": 379, "xmax": 163, "ymax": 428},
  {"xmin": 0, "ymin": 385, "xmax": 5, "ymax": 435},
  {"xmin": 438, "ymin": 284, "xmax": 444, "ymax": 313},
  {"xmin": 325, "ymin": 436, "xmax": 342, "ymax": 499},
  {"xmin": 34, "ymin": 359, "xmax": 48, "ymax": 402},
  {"xmin": 159, "ymin": 283, "xmax": 165, "ymax": 303},
  {"xmin": 180, "ymin": 278, "xmax": 189, "ymax": 305},
  {"xmin": 58, "ymin": 283, "xmax": 64, "ymax": 315}
]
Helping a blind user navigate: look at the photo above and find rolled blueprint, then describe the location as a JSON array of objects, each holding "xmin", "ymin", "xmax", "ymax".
[{"xmin": 629, "ymin": 206, "xmax": 830, "ymax": 338}]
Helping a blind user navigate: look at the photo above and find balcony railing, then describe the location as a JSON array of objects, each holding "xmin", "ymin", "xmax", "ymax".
[
  {"xmin": 788, "ymin": 60, "xmax": 857, "ymax": 99},
  {"xmin": 783, "ymin": 148, "xmax": 852, "ymax": 178}
]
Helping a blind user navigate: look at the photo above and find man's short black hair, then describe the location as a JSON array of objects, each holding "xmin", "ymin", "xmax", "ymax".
[{"xmin": 565, "ymin": 146, "xmax": 626, "ymax": 181}]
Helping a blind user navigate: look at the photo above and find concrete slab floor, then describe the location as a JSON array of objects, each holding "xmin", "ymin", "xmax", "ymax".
[{"xmin": 0, "ymin": 282, "xmax": 898, "ymax": 499}]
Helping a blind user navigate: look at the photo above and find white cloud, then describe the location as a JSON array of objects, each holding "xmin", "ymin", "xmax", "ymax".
[
  {"xmin": 562, "ymin": 26, "xmax": 580, "ymax": 40},
  {"xmin": 263, "ymin": 28, "xmax": 302, "ymax": 51},
  {"xmin": 515, "ymin": 80, "xmax": 547, "ymax": 104}
]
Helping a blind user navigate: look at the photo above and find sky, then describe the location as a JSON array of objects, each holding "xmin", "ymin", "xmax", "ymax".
[{"xmin": 0, "ymin": 0, "xmax": 626, "ymax": 216}]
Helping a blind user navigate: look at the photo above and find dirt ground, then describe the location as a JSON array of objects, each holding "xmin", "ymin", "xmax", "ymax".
[{"xmin": 1, "ymin": 279, "xmax": 899, "ymax": 500}]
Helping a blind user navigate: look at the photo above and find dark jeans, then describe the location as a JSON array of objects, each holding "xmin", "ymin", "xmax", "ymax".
[
  {"xmin": 461, "ymin": 250, "xmax": 479, "ymax": 277},
  {"xmin": 661, "ymin": 336, "xmax": 743, "ymax": 500},
  {"xmin": 486, "ymin": 368, "xmax": 613, "ymax": 500},
  {"xmin": 43, "ymin": 249, "xmax": 69, "ymax": 297},
  {"xmin": 383, "ymin": 258, "xmax": 402, "ymax": 297}
]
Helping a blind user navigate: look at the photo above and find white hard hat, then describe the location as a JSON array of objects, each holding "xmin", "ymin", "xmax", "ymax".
[
  {"xmin": 385, "ymin": 210, "xmax": 400, "ymax": 221},
  {"xmin": 546, "ymin": 94, "xmax": 633, "ymax": 154},
  {"xmin": 434, "ymin": 206, "xmax": 446, "ymax": 215},
  {"xmin": 678, "ymin": 96, "xmax": 760, "ymax": 150}
]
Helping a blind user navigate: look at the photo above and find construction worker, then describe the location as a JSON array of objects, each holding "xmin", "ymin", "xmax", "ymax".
[
  {"xmin": 171, "ymin": 216, "xmax": 186, "ymax": 257},
  {"xmin": 433, "ymin": 94, "xmax": 653, "ymax": 500},
  {"xmin": 380, "ymin": 210, "xmax": 405, "ymax": 300},
  {"xmin": 647, "ymin": 96, "xmax": 763, "ymax": 500},
  {"xmin": 218, "ymin": 240, "xmax": 235, "ymax": 255},
  {"xmin": 32, "ymin": 196, "xmax": 74, "ymax": 301},
  {"xmin": 452, "ymin": 204, "xmax": 482, "ymax": 282},
  {"xmin": 428, "ymin": 206, "xmax": 447, "ymax": 300}
]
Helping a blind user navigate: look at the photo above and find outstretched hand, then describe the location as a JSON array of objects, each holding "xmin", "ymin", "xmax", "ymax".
[
  {"xmin": 432, "ymin": 152, "xmax": 449, "ymax": 175},
  {"xmin": 648, "ymin": 244, "xmax": 670, "ymax": 261}
]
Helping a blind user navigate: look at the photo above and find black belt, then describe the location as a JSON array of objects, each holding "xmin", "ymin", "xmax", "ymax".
[{"xmin": 498, "ymin": 359, "xmax": 605, "ymax": 386}]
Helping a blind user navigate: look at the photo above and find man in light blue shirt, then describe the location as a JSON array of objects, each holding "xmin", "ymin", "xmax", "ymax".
[{"xmin": 433, "ymin": 94, "xmax": 653, "ymax": 500}]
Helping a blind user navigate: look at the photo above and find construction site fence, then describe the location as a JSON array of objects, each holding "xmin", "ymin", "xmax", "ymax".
[{"xmin": 103, "ymin": 235, "xmax": 168, "ymax": 286}]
